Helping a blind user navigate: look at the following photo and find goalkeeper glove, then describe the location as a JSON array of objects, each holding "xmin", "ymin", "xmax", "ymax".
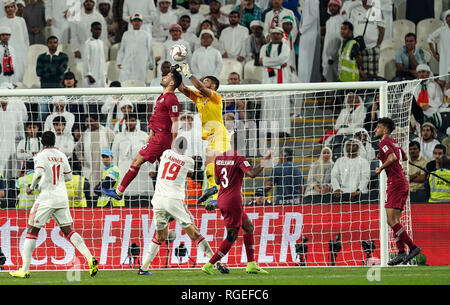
[
  {"xmin": 205, "ymin": 200, "xmax": 218, "ymax": 211},
  {"xmin": 177, "ymin": 63, "xmax": 193, "ymax": 79}
]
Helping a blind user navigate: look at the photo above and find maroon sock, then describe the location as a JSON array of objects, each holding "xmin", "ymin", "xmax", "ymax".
[
  {"xmin": 209, "ymin": 239, "xmax": 233, "ymax": 265},
  {"xmin": 392, "ymin": 230, "xmax": 405, "ymax": 253},
  {"xmin": 243, "ymin": 233, "xmax": 255, "ymax": 262},
  {"xmin": 117, "ymin": 165, "xmax": 140, "ymax": 193},
  {"xmin": 392, "ymin": 223, "xmax": 415, "ymax": 250}
]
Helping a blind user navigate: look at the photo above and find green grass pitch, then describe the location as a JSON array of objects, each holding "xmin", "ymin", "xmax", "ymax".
[{"xmin": 1, "ymin": 266, "xmax": 450, "ymax": 285}]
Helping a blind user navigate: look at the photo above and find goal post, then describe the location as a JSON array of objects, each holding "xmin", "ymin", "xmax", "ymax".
[{"xmin": 0, "ymin": 79, "xmax": 417, "ymax": 271}]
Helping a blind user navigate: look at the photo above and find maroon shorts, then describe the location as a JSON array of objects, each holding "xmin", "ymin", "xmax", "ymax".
[
  {"xmin": 139, "ymin": 132, "xmax": 172, "ymax": 163},
  {"xmin": 218, "ymin": 197, "xmax": 248, "ymax": 228},
  {"xmin": 385, "ymin": 183, "xmax": 409, "ymax": 210}
]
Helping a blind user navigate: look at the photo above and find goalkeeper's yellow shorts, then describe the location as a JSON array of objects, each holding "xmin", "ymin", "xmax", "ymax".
[{"xmin": 203, "ymin": 127, "xmax": 231, "ymax": 154}]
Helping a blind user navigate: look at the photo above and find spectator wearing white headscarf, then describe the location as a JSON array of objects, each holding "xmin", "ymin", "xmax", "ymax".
[{"xmin": 428, "ymin": 9, "xmax": 450, "ymax": 81}]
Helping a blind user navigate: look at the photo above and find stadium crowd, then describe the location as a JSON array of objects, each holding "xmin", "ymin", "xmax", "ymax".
[{"xmin": 1, "ymin": 0, "xmax": 450, "ymax": 208}]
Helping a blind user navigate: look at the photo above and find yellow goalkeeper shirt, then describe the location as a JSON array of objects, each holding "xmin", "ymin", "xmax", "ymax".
[{"xmin": 187, "ymin": 89, "xmax": 231, "ymax": 153}]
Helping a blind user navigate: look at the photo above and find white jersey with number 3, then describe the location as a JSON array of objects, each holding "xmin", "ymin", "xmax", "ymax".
[
  {"xmin": 34, "ymin": 148, "xmax": 72, "ymax": 208},
  {"xmin": 153, "ymin": 149, "xmax": 195, "ymax": 201}
]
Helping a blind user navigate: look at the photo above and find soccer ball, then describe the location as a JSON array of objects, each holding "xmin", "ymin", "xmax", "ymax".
[{"xmin": 170, "ymin": 44, "xmax": 188, "ymax": 62}]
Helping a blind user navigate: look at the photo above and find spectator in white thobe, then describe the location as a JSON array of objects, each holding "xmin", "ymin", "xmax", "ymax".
[
  {"xmin": 117, "ymin": 13, "xmax": 154, "ymax": 83},
  {"xmin": 52, "ymin": 115, "xmax": 76, "ymax": 159},
  {"xmin": 297, "ymin": 0, "xmax": 321, "ymax": 83},
  {"xmin": 82, "ymin": 22, "xmax": 107, "ymax": 88},
  {"xmin": 263, "ymin": 0, "xmax": 297, "ymax": 40},
  {"xmin": 45, "ymin": 0, "xmax": 70, "ymax": 44},
  {"xmin": 219, "ymin": 10, "xmax": 249, "ymax": 63},
  {"xmin": 44, "ymin": 96, "xmax": 75, "ymax": 137},
  {"xmin": 0, "ymin": 26, "xmax": 18, "ymax": 85},
  {"xmin": 322, "ymin": 0, "xmax": 344, "ymax": 82},
  {"xmin": 331, "ymin": 139, "xmax": 370, "ymax": 200},
  {"xmin": 70, "ymin": 0, "xmax": 108, "ymax": 63},
  {"xmin": 259, "ymin": 27, "xmax": 292, "ymax": 136},
  {"xmin": 0, "ymin": 1, "xmax": 28, "ymax": 82},
  {"xmin": 428, "ymin": 10, "xmax": 450, "ymax": 81},
  {"xmin": 334, "ymin": 92, "xmax": 367, "ymax": 136},
  {"xmin": 186, "ymin": 0, "xmax": 204, "ymax": 35},
  {"xmin": 413, "ymin": 64, "xmax": 444, "ymax": 118},
  {"xmin": 191, "ymin": 29, "xmax": 222, "ymax": 79},
  {"xmin": 0, "ymin": 99, "xmax": 24, "ymax": 179},
  {"xmin": 161, "ymin": 23, "xmax": 192, "ymax": 65},
  {"xmin": 122, "ymin": 0, "xmax": 156, "ymax": 35},
  {"xmin": 281, "ymin": 15, "xmax": 297, "ymax": 82},
  {"xmin": 178, "ymin": 14, "xmax": 198, "ymax": 51},
  {"xmin": 152, "ymin": 0, "xmax": 178, "ymax": 42}
]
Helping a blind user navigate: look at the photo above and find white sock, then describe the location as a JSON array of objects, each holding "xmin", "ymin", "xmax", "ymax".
[
  {"xmin": 141, "ymin": 239, "xmax": 161, "ymax": 271},
  {"xmin": 69, "ymin": 232, "xmax": 93, "ymax": 262},
  {"xmin": 197, "ymin": 237, "xmax": 214, "ymax": 258},
  {"xmin": 22, "ymin": 236, "xmax": 37, "ymax": 272}
]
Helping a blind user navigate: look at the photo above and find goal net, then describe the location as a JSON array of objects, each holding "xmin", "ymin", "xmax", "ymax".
[{"xmin": 0, "ymin": 80, "xmax": 420, "ymax": 271}]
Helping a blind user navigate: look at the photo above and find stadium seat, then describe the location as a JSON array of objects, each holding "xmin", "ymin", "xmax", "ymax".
[
  {"xmin": 393, "ymin": 19, "xmax": 416, "ymax": 41},
  {"xmin": 121, "ymin": 79, "xmax": 146, "ymax": 87},
  {"xmin": 26, "ymin": 44, "xmax": 48, "ymax": 67},
  {"xmin": 378, "ymin": 47, "xmax": 396, "ymax": 80},
  {"xmin": 243, "ymin": 60, "xmax": 263, "ymax": 84},
  {"xmin": 416, "ymin": 18, "xmax": 444, "ymax": 42},
  {"xmin": 109, "ymin": 43, "xmax": 120, "ymax": 61},
  {"xmin": 219, "ymin": 58, "xmax": 243, "ymax": 84},
  {"xmin": 380, "ymin": 38, "xmax": 399, "ymax": 51},
  {"xmin": 22, "ymin": 65, "xmax": 41, "ymax": 88},
  {"xmin": 106, "ymin": 60, "xmax": 120, "ymax": 83}
]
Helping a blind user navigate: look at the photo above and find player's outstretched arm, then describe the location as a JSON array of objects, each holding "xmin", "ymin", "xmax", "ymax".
[
  {"xmin": 177, "ymin": 63, "xmax": 212, "ymax": 97},
  {"xmin": 246, "ymin": 150, "xmax": 272, "ymax": 178}
]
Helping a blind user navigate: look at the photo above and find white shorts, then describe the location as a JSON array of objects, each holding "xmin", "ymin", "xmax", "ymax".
[
  {"xmin": 28, "ymin": 202, "xmax": 73, "ymax": 228},
  {"xmin": 151, "ymin": 196, "xmax": 194, "ymax": 231}
]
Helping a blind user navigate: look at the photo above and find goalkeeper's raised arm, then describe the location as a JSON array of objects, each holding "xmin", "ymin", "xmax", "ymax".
[{"xmin": 176, "ymin": 63, "xmax": 213, "ymax": 99}]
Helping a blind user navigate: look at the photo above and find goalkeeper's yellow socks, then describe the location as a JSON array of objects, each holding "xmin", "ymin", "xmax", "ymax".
[{"xmin": 205, "ymin": 162, "xmax": 219, "ymax": 202}]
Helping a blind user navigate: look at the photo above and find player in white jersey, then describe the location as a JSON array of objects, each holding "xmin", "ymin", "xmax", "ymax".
[
  {"xmin": 9, "ymin": 131, "xmax": 98, "ymax": 278},
  {"xmin": 138, "ymin": 137, "xmax": 229, "ymax": 275}
]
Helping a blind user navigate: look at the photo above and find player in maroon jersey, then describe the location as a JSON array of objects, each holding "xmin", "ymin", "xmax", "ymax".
[
  {"xmin": 200, "ymin": 136, "xmax": 272, "ymax": 275},
  {"xmin": 102, "ymin": 69, "xmax": 183, "ymax": 200},
  {"xmin": 374, "ymin": 117, "xmax": 421, "ymax": 265}
]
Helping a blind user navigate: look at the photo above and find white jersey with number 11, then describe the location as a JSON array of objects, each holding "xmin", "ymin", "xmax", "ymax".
[
  {"xmin": 154, "ymin": 149, "xmax": 195, "ymax": 201},
  {"xmin": 34, "ymin": 148, "xmax": 72, "ymax": 208}
]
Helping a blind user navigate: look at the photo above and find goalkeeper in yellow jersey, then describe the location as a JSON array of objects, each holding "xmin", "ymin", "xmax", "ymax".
[{"xmin": 176, "ymin": 63, "xmax": 231, "ymax": 208}]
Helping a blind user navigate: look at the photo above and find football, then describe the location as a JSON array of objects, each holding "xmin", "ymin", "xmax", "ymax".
[{"xmin": 170, "ymin": 44, "xmax": 188, "ymax": 62}]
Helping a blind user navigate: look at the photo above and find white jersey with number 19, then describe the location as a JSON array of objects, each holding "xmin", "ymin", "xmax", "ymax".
[
  {"xmin": 34, "ymin": 148, "xmax": 72, "ymax": 208},
  {"xmin": 153, "ymin": 149, "xmax": 195, "ymax": 201}
]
